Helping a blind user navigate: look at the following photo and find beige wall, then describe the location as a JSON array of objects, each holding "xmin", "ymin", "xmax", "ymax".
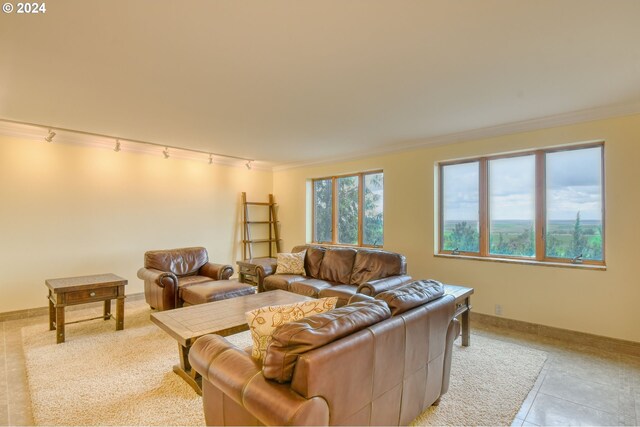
[
  {"xmin": 0, "ymin": 135, "xmax": 273, "ymax": 313},
  {"xmin": 274, "ymin": 114, "xmax": 640, "ymax": 343}
]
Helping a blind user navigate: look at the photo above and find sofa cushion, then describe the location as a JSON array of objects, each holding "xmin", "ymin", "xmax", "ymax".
[
  {"xmin": 350, "ymin": 249, "xmax": 407, "ymax": 285},
  {"xmin": 375, "ymin": 280, "xmax": 445, "ymax": 316},
  {"xmin": 317, "ymin": 247, "xmax": 357, "ymax": 284},
  {"xmin": 177, "ymin": 275, "xmax": 213, "ymax": 290},
  {"xmin": 289, "ymin": 279, "xmax": 335, "ymax": 298},
  {"xmin": 245, "ymin": 297, "xmax": 338, "ymax": 361},
  {"xmin": 181, "ymin": 280, "xmax": 255, "ymax": 305},
  {"xmin": 144, "ymin": 247, "xmax": 208, "ymax": 276},
  {"xmin": 263, "ymin": 300, "xmax": 391, "ymax": 383},
  {"xmin": 318, "ymin": 284, "xmax": 359, "ymax": 307},
  {"xmin": 275, "ymin": 251, "xmax": 307, "ymax": 275},
  {"xmin": 263, "ymin": 274, "xmax": 306, "ymax": 291},
  {"xmin": 292, "ymin": 245, "xmax": 326, "ymax": 278}
]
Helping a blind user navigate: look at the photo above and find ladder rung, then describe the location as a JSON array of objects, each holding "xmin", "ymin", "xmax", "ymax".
[
  {"xmin": 245, "ymin": 202, "xmax": 272, "ymax": 206},
  {"xmin": 243, "ymin": 239, "xmax": 281, "ymax": 243},
  {"xmin": 246, "ymin": 221, "xmax": 277, "ymax": 224}
]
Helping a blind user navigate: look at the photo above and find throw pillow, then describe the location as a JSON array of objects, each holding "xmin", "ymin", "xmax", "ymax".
[
  {"xmin": 274, "ymin": 251, "xmax": 306, "ymax": 275},
  {"xmin": 245, "ymin": 297, "xmax": 338, "ymax": 361}
]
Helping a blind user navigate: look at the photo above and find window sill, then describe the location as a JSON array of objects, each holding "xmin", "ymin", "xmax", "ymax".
[
  {"xmin": 434, "ymin": 253, "xmax": 606, "ymax": 271},
  {"xmin": 310, "ymin": 242, "xmax": 383, "ymax": 249}
]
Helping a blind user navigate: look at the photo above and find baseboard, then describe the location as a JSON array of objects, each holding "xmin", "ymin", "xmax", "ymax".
[
  {"xmin": 0, "ymin": 292, "xmax": 146, "ymax": 322},
  {"xmin": 471, "ymin": 311, "xmax": 640, "ymax": 357}
]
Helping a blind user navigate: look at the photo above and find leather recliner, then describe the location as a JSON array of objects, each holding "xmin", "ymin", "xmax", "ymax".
[
  {"xmin": 137, "ymin": 247, "xmax": 233, "ymax": 311},
  {"xmin": 189, "ymin": 280, "xmax": 459, "ymax": 426},
  {"xmin": 261, "ymin": 245, "xmax": 413, "ymax": 305}
]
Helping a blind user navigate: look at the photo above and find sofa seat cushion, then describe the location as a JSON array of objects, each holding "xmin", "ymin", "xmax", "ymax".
[
  {"xmin": 318, "ymin": 284, "xmax": 359, "ymax": 307},
  {"xmin": 245, "ymin": 297, "xmax": 338, "ymax": 360},
  {"xmin": 263, "ymin": 300, "xmax": 391, "ymax": 383},
  {"xmin": 178, "ymin": 275, "xmax": 214, "ymax": 290},
  {"xmin": 317, "ymin": 247, "xmax": 357, "ymax": 284},
  {"xmin": 375, "ymin": 279, "xmax": 445, "ymax": 316},
  {"xmin": 289, "ymin": 279, "xmax": 336, "ymax": 298},
  {"xmin": 263, "ymin": 274, "xmax": 307, "ymax": 292},
  {"xmin": 181, "ymin": 280, "xmax": 255, "ymax": 305},
  {"xmin": 178, "ymin": 276, "xmax": 219, "ymax": 299}
]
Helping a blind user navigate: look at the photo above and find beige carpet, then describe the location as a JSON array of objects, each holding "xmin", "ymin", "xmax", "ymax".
[
  {"xmin": 413, "ymin": 334, "xmax": 547, "ymax": 426},
  {"xmin": 22, "ymin": 301, "xmax": 546, "ymax": 426}
]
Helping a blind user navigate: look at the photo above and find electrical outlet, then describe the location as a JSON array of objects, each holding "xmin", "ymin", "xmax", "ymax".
[{"xmin": 494, "ymin": 304, "xmax": 503, "ymax": 316}]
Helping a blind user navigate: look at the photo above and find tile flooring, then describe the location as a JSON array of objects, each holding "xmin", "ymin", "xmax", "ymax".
[
  {"xmin": 472, "ymin": 322, "xmax": 639, "ymax": 426},
  {"xmin": 0, "ymin": 303, "xmax": 638, "ymax": 426}
]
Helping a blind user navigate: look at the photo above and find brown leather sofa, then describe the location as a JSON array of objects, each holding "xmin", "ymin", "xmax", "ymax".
[
  {"xmin": 189, "ymin": 280, "xmax": 459, "ymax": 426},
  {"xmin": 261, "ymin": 245, "xmax": 412, "ymax": 305},
  {"xmin": 137, "ymin": 247, "xmax": 234, "ymax": 311}
]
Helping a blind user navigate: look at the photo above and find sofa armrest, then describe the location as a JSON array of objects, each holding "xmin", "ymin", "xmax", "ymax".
[
  {"xmin": 189, "ymin": 335, "xmax": 329, "ymax": 426},
  {"xmin": 356, "ymin": 274, "xmax": 413, "ymax": 296},
  {"xmin": 255, "ymin": 262, "xmax": 277, "ymax": 290},
  {"xmin": 136, "ymin": 267, "xmax": 178, "ymax": 289},
  {"xmin": 199, "ymin": 262, "xmax": 234, "ymax": 280}
]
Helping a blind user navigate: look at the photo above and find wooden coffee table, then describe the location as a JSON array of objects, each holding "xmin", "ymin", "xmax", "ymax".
[
  {"xmin": 45, "ymin": 273, "xmax": 127, "ymax": 344},
  {"xmin": 151, "ymin": 290, "xmax": 311, "ymax": 395}
]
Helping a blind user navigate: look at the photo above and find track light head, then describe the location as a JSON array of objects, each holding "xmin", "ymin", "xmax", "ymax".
[
  {"xmin": 114, "ymin": 140, "xmax": 121, "ymax": 152},
  {"xmin": 208, "ymin": 154, "xmax": 213, "ymax": 165},
  {"xmin": 44, "ymin": 129, "xmax": 56, "ymax": 142},
  {"xmin": 246, "ymin": 160, "xmax": 253, "ymax": 170},
  {"xmin": 163, "ymin": 148, "xmax": 169, "ymax": 159}
]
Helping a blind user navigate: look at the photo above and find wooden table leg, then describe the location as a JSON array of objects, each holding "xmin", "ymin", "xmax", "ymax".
[
  {"xmin": 55, "ymin": 306, "xmax": 65, "ymax": 344},
  {"xmin": 174, "ymin": 343, "xmax": 202, "ymax": 395},
  {"xmin": 48, "ymin": 295, "xmax": 55, "ymax": 331},
  {"xmin": 461, "ymin": 297, "xmax": 471, "ymax": 347},
  {"xmin": 115, "ymin": 297, "xmax": 124, "ymax": 330},
  {"xmin": 104, "ymin": 299, "xmax": 111, "ymax": 320}
]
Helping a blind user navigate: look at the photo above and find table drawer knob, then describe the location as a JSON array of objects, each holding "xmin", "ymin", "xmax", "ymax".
[{"xmin": 89, "ymin": 292, "xmax": 96, "ymax": 297}]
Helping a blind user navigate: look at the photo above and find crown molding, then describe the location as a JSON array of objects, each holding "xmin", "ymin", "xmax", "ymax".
[{"xmin": 272, "ymin": 100, "xmax": 640, "ymax": 172}]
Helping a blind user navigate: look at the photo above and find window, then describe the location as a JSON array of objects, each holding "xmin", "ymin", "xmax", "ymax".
[
  {"xmin": 489, "ymin": 155, "xmax": 536, "ymax": 258},
  {"xmin": 313, "ymin": 179, "xmax": 333, "ymax": 243},
  {"xmin": 441, "ymin": 162, "xmax": 479, "ymax": 252},
  {"xmin": 438, "ymin": 143, "xmax": 604, "ymax": 265},
  {"xmin": 312, "ymin": 171, "xmax": 383, "ymax": 247}
]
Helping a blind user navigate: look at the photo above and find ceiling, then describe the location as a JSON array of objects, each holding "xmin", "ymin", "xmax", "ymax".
[{"xmin": 1, "ymin": 0, "xmax": 640, "ymax": 168}]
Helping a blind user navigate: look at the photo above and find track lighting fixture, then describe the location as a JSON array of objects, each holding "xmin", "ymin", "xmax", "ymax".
[
  {"xmin": 1, "ymin": 118, "xmax": 256, "ymax": 168},
  {"xmin": 44, "ymin": 129, "xmax": 56, "ymax": 142}
]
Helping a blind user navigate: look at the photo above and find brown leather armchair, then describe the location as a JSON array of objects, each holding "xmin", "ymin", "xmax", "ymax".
[{"xmin": 137, "ymin": 247, "xmax": 233, "ymax": 311}]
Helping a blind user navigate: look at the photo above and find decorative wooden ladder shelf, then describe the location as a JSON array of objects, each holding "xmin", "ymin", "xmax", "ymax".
[{"xmin": 241, "ymin": 192, "xmax": 281, "ymax": 260}]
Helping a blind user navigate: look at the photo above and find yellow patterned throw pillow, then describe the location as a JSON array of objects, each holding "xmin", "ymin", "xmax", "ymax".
[
  {"xmin": 274, "ymin": 251, "xmax": 306, "ymax": 275},
  {"xmin": 246, "ymin": 297, "xmax": 338, "ymax": 361}
]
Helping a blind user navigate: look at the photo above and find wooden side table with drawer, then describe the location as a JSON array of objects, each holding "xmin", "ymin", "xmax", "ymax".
[
  {"xmin": 45, "ymin": 273, "xmax": 127, "ymax": 343},
  {"xmin": 237, "ymin": 257, "xmax": 276, "ymax": 288}
]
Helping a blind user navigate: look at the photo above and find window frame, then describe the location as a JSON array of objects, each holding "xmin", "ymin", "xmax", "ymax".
[
  {"xmin": 312, "ymin": 170, "xmax": 384, "ymax": 248},
  {"xmin": 438, "ymin": 142, "xmax": 605, "ymax": 266}
]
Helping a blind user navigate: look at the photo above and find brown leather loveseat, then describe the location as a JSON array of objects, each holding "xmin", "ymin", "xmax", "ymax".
[
  {"xmin": 189, "ymin": 280, "xmax": 459, "ymax": 426},
  {"xmin": 137, "ymin": 247, "xmax": 234, "ymax": 311},
  {"xmin": 261, "ymin": 245, "xmax": 413, "ymax": 305}
]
